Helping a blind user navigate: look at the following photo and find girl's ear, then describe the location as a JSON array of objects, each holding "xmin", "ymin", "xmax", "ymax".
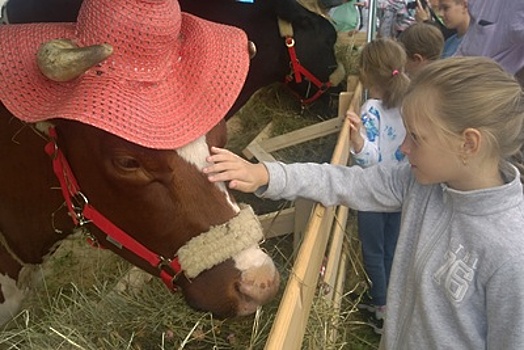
[
  {"xmin": 412, "ymin": 53, "xmax": 425, "ymax": 63},
  {"xmin": 462, "ymin": 128, "xmax": 481, "ymax": 155}
]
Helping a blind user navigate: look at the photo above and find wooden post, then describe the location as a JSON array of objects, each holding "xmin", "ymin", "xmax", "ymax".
[{"xmin": 265, "ymin": 83, "xmax": 362, "ymax": 349}]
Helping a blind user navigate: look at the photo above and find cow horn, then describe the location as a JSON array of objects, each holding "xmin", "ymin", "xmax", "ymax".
[
  {"xmin": 248, "ymin": 41, "xmax": 257, "ymax": 60},
  {"xmin": 37, "ymin": 39, "xmax": 113, "ymax": 82}
]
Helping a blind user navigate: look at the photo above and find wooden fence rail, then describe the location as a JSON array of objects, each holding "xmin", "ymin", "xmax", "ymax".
[{"xmin": 243, "ymin": 81, "xmax": 363, "ymax": 349}]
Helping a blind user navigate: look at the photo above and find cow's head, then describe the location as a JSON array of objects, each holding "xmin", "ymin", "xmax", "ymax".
[
  {"xmin": 0, "ymin": 0, "xmax": 279, "ymax": 319},
  {"xmin": 46, "ymin": 118, "xmax": 279, "ymax": 318}
]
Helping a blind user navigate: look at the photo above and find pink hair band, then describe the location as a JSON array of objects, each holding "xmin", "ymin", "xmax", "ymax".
[{"xmin": 392, "ymin": 69, "xmax": 400, "ymax": 76}]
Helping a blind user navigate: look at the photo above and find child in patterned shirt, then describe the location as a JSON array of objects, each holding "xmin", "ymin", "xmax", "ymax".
[{"xmin": 345, "ymin": 38, "xmax": 410, "ymax": 334}]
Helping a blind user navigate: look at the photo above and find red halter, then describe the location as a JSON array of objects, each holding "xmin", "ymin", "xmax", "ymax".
[
  {"xmin": 284, "ymin": 36, "xmax": 332, "ymax": 105},
  {"xmin": 44, "ymin": 127, "xmax": 182, "ymax": 291}
]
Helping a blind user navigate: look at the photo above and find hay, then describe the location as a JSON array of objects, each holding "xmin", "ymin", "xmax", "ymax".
[
  {"xmin": 227, "ymin": 83, "xmax": 340, "ymax": 164},
  {"xmin": 0, "ymin": 215, "xmax": 379, "ymax": 350}
]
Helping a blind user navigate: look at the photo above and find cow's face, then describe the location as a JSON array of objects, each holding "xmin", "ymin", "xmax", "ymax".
[{"xmin": 53, "ymin": 119, "xmax": 280, "ymax": 318}]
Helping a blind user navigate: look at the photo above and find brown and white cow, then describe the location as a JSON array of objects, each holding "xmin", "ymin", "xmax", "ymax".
[{"xmin": 0, "ymin": 104, "xmax": 280, "ymax": 325}]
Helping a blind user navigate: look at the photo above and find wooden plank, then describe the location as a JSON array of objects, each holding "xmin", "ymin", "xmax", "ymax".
[
  {"xmin": 293, "ymin": 199, "xmax": 314, "ymax": 249},
  {"xmin": 243, "ymin": 141, "xmax": 276, "ymax": 162},
  {"xmin": 331, "ymin": 84, "xmax": 362, "ymax": 166},
  {"xmin": 321, "ymin": 208, "xmax": 351, "ymax": 344},
  {"xmin": 243, "ymin": 81, "xmax": 360, "ymax": 163},
  {"xmin": 265, "ymin": 205, "xmax": 336, "ymax": 350},
  {"xmin": 258, "ymin": 207, "xmax": 296, "ymax": 238},
  {"xmin": 242, "ymin": 122, "xmax": 273, "ymax": 160},
  {"xmin": 330, "ymin": 248, "xmax": 349, "ymax": 344},
  {"xmin": 322, "ymin": 206, "xmax": 349, "ymax": 300},
  {"xmin": 258, "ymin": 118, "xmax": 343, "ymax": 153},
  {"xmin": 265, "ymin": 84, "xmax": 363, "ymax": 349},
  {"xmin": 338, "ymin": 91, "xmax": 353, "ymax": 119}
]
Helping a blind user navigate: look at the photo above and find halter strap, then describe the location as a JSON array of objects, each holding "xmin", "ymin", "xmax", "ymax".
[
  {"xmin": 44, "ymin": 127, "xmax": 183, "ymax": 290},
  {"xmin": 42, "ymin": 126, "xmax": 264, "ymax": 289}
]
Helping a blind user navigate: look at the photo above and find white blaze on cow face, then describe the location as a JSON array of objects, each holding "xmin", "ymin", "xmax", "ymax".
[
  {"xmin": 0, "ymin": 273, "xmax": 26, "ymax": 326},
  {"xmin": 176, "ymin": 137, "xmax": 280, "ymax": 309},
  {"xmin": 176, "ymin": 136, "xmax": 240, "ymax": 213}
]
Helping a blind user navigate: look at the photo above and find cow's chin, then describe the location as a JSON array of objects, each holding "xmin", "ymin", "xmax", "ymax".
[{"xmin": 179, "ymin": 251, "xmax": 280, "ymax": 319}]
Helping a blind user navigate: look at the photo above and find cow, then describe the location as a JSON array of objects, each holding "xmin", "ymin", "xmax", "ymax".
[
  {"xmin": 0, "ymin": 0, "xmax": 280, "ymax": 326},
  {"xmin": 1, "ymin": 0, "xmax": 346, "ymax": 118}
]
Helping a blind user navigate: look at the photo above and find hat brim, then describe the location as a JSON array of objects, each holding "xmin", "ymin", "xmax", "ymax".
[{"xmin": 0, "ymin": 14, "xmax": 249, "ymax": 149}]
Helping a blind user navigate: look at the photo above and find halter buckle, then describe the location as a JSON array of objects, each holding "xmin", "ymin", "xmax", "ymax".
[
  {"xmin": 157, "ymin": 256, "xmax": 174, "ymax": 271},
  {"xmin": 71, "ymin": 192, "xmax": 91, "ymax": 226}
]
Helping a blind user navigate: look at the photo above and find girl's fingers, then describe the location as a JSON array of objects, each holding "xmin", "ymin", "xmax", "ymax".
[
  {"xmin": 204, "ymin": 147, "xmax": 265, "ymax": 193},
  {"xmin": 206, "ymin": 160, "xmax": 240, "ymax": 174}
]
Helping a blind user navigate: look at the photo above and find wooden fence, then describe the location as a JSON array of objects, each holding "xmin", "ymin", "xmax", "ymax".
[{"xmin": 245, "ymin": 80, "xmax": 363, "ymax": 349}]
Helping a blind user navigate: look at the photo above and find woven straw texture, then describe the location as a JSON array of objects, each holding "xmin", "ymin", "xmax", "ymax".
[{"xmin": 0, "ymin": 0, "xmax": 249, "ymax": 149}]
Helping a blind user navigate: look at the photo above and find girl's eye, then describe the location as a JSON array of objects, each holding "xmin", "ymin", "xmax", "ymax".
[{"xmin": 410, "ymin": 133, "xmax": 418, "ymax": 142}]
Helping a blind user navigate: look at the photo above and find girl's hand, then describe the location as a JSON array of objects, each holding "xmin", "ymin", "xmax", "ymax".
[
  {"xmin": 204, "ymin": 147, "xmax": 269, "ymax": 193},
  {"xmin": 346, "ymin": 111, "xmax": 365, "ymax": 153},
  {"xmin": 415, "ymin": 0, "xmax": 431, "ymax": 22}
]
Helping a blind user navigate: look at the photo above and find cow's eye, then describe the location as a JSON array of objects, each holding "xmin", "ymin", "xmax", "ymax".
[{"xmin": 113, "ymin": 156, "xmax": 140, "ymax": 170}]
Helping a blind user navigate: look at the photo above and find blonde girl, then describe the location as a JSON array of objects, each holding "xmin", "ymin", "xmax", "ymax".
[
  {"xmin": 204, "ymin": 56, "xmax": 524, "ymax": 349},
  {"xmin": 346, "ymin": 37, "xmax": 410, "ymax": 334}
]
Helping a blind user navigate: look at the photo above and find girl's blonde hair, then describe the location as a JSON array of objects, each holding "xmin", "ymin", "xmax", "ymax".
[
  {"xmin": 359, "ymin": 38, "xmax": 410, "ymax": 109},
  {"xmin": 403, "ymin": 56, "xmax": 524, "ymax": 171},
  {"xmin": 398, "ymin": 22, "xmax": 444, "ymax": 61}
]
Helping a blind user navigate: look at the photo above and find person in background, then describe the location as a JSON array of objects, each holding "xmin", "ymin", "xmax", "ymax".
[
  {"xmin": 414, "ymin": 0, "xmax": 456, "ymax": 39},
  {"xmin": 398, "ymin": 22, "xmax": 444, "ymax": 76},
  {"xmin": 328, "ymin": 0, "xmax": 366, "ymax": 36},
  {"xmin": 344, "ymin": 37, "xmax": 411, "ymax": 334},
  {"xmin": 439, "ymin": 0, "xmax": 470, "ymax": 58},
  {"xmin": 204, "ymin": 56, "xmax": 524, "ymax": 349},
  {"xmin": 455, "ymin": 0, "xmax": 524, "ymax": 184},
  {"xmin": 377, "ymin": 0, "xmax": 415, "ymax": 38},
  {"xmin": 455, "ymin": 0, "xmax": 524, "ymax": 84}
]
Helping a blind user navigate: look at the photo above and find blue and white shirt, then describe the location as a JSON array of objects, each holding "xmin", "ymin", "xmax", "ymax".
[{"xmin": 351, "ymin": 99, "xmax": 406, "ymax": 168}]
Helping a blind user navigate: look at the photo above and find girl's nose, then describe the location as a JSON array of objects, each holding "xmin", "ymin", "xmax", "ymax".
[{"xmin": 400, "ymin": 136, "xmax": 410, "ymax": 155}]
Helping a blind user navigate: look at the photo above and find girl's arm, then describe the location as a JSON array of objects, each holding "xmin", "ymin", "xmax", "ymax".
[
  {"xmin": 205, "ymin": 147, "xmax": 407, "ymax": 211},
  {"xmin": 486, "ymin": 257, "xmax": 524, "ymax": 349}
]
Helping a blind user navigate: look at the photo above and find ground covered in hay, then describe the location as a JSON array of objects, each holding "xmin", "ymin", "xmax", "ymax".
[{"xmin": 0, "ymin": 84, "xmax": 381, "ymax": 350}]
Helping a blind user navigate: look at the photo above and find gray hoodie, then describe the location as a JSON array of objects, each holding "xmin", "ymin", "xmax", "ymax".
[{"xmin": 259, "ymin": 161, "xmax": 524, "ymax": 350}]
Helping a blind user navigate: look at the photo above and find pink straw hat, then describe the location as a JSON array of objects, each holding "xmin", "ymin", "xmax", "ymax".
[{"xmin": 0, "ymin": 0, "xmax": 250, "ymax": 149}]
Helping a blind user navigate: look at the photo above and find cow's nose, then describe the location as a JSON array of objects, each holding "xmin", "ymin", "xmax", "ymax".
[{"xmin": 234, "ymin": 259, "xmax": 279, "ymax": 317}]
